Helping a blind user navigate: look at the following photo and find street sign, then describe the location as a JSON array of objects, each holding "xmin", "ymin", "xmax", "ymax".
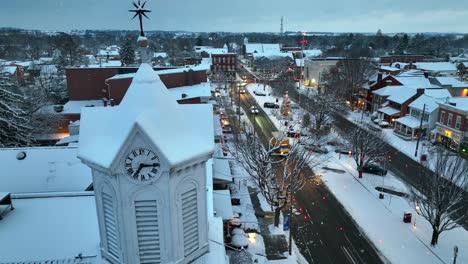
[{"xmin": 283, "ymin": 214, "xmax": 290, "ymax": 231}]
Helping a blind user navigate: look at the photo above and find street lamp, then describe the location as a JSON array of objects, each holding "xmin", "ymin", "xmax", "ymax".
[{"xmin": 413, "ymin": 204, "xmax": 420, "ymax": 229}]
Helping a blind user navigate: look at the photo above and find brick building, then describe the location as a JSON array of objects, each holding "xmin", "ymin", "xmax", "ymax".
[
  {"xmin": 211, "ymin": 53, "xmax": 237, "ymax": 80},
  {"xmin": 380, "ymin": 55, "xmax": 425, "ymax": 64},
  {"xmin": 434, "ymin": 97, "xmax": 468, "ymax": 155}
]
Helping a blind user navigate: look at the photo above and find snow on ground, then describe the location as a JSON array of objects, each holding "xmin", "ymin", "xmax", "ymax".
[{"xmin": 243, "ymin": 89, "xmax": 468, "ymax": 264}]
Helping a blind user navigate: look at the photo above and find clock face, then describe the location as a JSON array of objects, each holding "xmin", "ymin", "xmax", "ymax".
[{"xmin": 124, "ymin": 148, "xmax": 161, "ymax": 182}]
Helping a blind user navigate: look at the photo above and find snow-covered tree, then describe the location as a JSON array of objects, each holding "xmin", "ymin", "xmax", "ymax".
[
  {"xmin": 345, "ymin": 127, "xmax": 388, "ymax": 178},
  {"xmin": 0, "ymin": 75, "xmax": 31, "ymax": 147},
  {"xmin": 410, "ymin": 147, "xmax": 468, "ymax": 246},
  {"xmin": 120, "ymin": 38, "xmax": 135, "ymax": 66},
  {"xmin": 232, "ymin": 126, "xmax": 320, "ymax": 227},
  {"xmin": 302, "ymin": 94, "xmax": 334, "ymax": 140}
]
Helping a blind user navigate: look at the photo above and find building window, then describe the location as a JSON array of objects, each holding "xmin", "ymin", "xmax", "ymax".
[
  {"xmin": 448, "ymin": 113, "xmax": 453, "ymax": 126},
  {"xmin": 455, "ymin": 116, "xmax": 461, "ymax": 129},
  {"xmin": 440, "ymin": 111, "xmax": 446, "ymax": 123}
]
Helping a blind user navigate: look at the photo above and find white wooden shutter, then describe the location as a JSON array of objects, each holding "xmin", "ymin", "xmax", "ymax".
[
  {"xmin": 135, "ymin": 199, "xmax": 161, "ymax": 264},
  {"xmin": 102, "ymin": 192, "xmax": 120, "ymax": 261},
  {"xmin": 181, "ymin": 189, "xmax": 199, "ymax": 256}
]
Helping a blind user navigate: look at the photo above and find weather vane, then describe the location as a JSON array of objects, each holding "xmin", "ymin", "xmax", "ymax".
[{"xmin": 129, "ymin": 0, "xmax": 151, "ymax": 37}]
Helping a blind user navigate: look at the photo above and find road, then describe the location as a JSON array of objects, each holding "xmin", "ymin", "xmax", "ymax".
[{"xmin": 231, "ymin": 81, "xmax": 385, "ymax": 264}]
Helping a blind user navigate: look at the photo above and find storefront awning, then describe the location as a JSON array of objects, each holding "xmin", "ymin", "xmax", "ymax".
[{"xmin": 213, "ymin": 190, "xmax": 234, "ymax": 220}]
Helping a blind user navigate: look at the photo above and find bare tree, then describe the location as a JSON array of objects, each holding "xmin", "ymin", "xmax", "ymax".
[
  {"xmin": 232, "ymin": 127, "xmax": 320, "ymax": 227},
  {"xmin": 345, "ymin": 127, "xmax": 388, "ymax": 178},
  {"xmin": 410, "ymin": 147, "xmax": 468, "ymax": 246},
  {"xmin": 322, "ymin": 59, "xmax": 374, "ymax": 110},
  {"xmin": 302, "ymin": 94, "xmax": 334, "ymax": 140}
]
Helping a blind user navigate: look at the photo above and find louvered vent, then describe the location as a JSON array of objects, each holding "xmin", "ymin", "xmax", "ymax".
[
  {"xmin": 102, "ymin": 192, "xmax": 120, "ymax": 261},
  {"xmin": 135, "ymin": 200, "xmax": 161, "ymax": 264},
  {"xmin": 181, "ymin": 189, "xmax": 199, "ymax": 256}
]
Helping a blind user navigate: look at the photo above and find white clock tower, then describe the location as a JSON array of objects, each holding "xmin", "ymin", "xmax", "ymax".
[{"xmin": 78, "ymin": 64, "xmax": 214, "ymax": 264}]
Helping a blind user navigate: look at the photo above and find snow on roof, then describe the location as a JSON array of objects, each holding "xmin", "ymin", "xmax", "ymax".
[
  {"xmin": 201, "ymin": 57, "xmax": 212, "ymax": 66},
  {"xmin": 40, "ymin": 64, "xmax": 58, "ymax": 74},
  {"xmin": 414, "ymin": 62, "xmax": 457, "ymax": 72},
  {"xmin": 245, "ymin": 43, "xmax": 281, "ymax": 54},
  {"xmin": 380, "ymin": 66, "xmax": 401, "ymax": 72},
  {"xmin": 55, "ymin": 135, "xmax": 80, "ymax": 146},
  {"xmin": 253, "ymin": 52, "xmax": 293, "ymax": 60},
  {"xmin": 0, "ymin": 194, "xmax": 99, "ymax": 263},
  {"xmin": 373, "ymin": 85, "xmax": 406, "ymax": 96},
  {"xmin": 0, "ymin": 147, "xmax": 92, "ymax": 194},
  {"xmin": 435, "ymin": 77, "xmax": 468, "ymax": 88},
  {"xmin": 213, "ymin": 190, "xmax": 234, "ymax": 220},
  {"xmin": 295, "ymin": 59, "xmax": 304, "ymax": 67},
  {"xmin": 390, "ymin": 62, "xmax": 409, "ymax": 68},
  {"xmin": 424, "ymin": 88, "xmax": 452, "ymax": 99},
  {"xmin": 63, "ymin": 100, "xmax": 105, "ymax": 114},
  {"xmin": 395, "ymin": 115, "xmax": 428, "ymax": 129},
  {"xmin": 153, "ymin": 52, "xmax": 168, "ymax": 58},
  {"xmin": 409, "ymin": 94, "xmax": 441, "ymax": 112},
  {"xmin": 39, "ymin": 57, "xmax": 53, "ymax": 63},
  {"xmin": 387, "ymin": 88, "xmax": 417, "ymax": 104},
  {"xmin": 393, "ymin": 76, "xmax": 436, "ymax": 89},
  {"xmin": 13, "ymin": 61, "xmax": 33, "ymax": 68},
  {"xmin": 440, "ymin": 97, "xmax": 468, "ymax": 111},
  {"xmin": 378, "ymin": 106, "xmax": 401, "ymax": 116},
  {"xmin": 1, "ymin": 66, "xmax": 17, "ymax": 74},
  {"xmin": 97, "ymin": 49, "xmax": 119, "ymax": 56},
  {"xmin": 396, "ymin": 69, "xmax": 425, "ymax": 77},
  {"xmin": 212, "ymin": 158, "xmax": 232, "ymax": 183},
  {"xmin": 79, "ymin": 63, "xmax": 214, "ymax": 169},
  {"xmin": 303, "ymin": 49, "xmax": 323, "ymax": 58},
  {"xmin": 213, "ymin": 115, "xmax": 223, "ymax": 138},
  {"xmin": 102, "ymin": 60, "xmax": 122, "ymax": 67},
  {"xmin": 169, "ymin": 82, "xmax": 211, "ymax": 100}
]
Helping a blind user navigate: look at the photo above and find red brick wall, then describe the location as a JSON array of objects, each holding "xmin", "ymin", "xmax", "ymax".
[
  {"xmin": 438, "ymin": 107, "xmax": 467, "ymax": 131},
  {"xmin": 66, "ymin": 68, "xmax": 119, "ymax": 100}
]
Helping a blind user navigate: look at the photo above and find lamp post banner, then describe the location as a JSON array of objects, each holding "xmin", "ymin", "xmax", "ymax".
[{"xmin": 283, "ymin": 214, "xmax": 290, "ymax": 231}]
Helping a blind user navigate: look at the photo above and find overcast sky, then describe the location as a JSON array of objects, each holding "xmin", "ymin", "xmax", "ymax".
[{"xmin": 1, "ymin": 0, "xmax": 467, "ymax": 33}]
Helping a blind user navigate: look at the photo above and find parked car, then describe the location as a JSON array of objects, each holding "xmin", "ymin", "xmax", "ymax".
[
  {"xmin": 362, "ymin": 164, "xmax": 387, "ymax": 175},
  {"xmin": 238, "ymin": 87, "xmax": 246, "ymax": 94},
  {"xmin": 305, "ymin": 144, "xmax": 329, "ymax": 154},
  {"xmin": 263, "ymin": 102, "xmax": 279, "ymax": 108},
  {"xmin": 253, "ymin": 90, "xmax": 267, "ymax": 96},
  {"xmin": 250, "ymin": 106, "xmax": 259, "ymax": 115},
  {"xmin": 334, "ymin": 148, "xmax": 353, "ymax": 155}
]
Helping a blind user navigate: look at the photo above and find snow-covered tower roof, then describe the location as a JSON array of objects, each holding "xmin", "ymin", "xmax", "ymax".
[{"xmin": 78, "ymin": 63, "xmax": 214, "ymax": 170}]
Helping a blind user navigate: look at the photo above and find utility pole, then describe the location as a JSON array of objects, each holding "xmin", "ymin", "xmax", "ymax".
[
  {"xmin": 414, "ymin": 104, "xmax": 426, "ymax": 157},
  {"xmin": 280, "ymin": 16, "xmax": 284, "ymax": 35},
  {"xmin": 453, "ymin": 246, "xmax": 458, "ymax": 264}
]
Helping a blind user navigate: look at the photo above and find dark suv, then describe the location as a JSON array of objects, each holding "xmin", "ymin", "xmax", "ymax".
[
  {"xmin": 264, "ymin": 102, "xmax": 279, "ymax": 108},
  {"xmin": 362, "ymin": 164, "xmax": 387, "ymax": 175}
]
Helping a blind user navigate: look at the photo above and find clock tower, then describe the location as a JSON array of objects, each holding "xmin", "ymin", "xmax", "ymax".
[{"xmin": 78, "ymin": 64, "xmax": 214, "ymax": 264}]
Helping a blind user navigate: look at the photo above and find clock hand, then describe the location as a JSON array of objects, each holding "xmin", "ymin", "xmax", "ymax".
[
  {"xmin": 132, "ymin": 164, "xmax": 144, "ymax": 178},
  {"xmin": 140, "ymin": 163, "xmax": 160, "ymax": 168}
]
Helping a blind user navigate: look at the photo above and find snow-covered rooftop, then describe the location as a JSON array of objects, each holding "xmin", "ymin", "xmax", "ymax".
[
  {"xmin": 378, "ymin": 106, "xmax": 401, "ymax": 116},
  {"xmin": 79, "ymin": 63, "xmax": 214, "ymax": 169},
  {"xmin": 409, "ymin": 94, "xmax": 449, "ymax": 113},
  {"xmin": 440, "ymin": 97, "xmax": 468, "ymax": 111},
  {"xmin": 245, "ymin": 43, "xmax": 281, "ymax": 54},
  {"xmin": 373, "ymin": 85, "xmax": 406, "ymax": 97},
  {"xmin": 424, "ymin": 88, "xmax": 452, "ymax": 99},
  {"xmin": 169, "ymin": 82, "xmax": 211, "ymax": 100},
  {"xmin": 414, "ymin": 62, "xmax": 457, "ymax": 72},
  {"xmin": 0, "ymin": 147, "xmax": 92, "ymax": 194},
  {"xmin": 302, "ymin": 49, "xmax": 323, "ymax": 58},
  {"xmin": 393, "ymin": 76, "xmax": 436, "ymax": 89},
  {"xmin": 252, "ymin": 52, "xmax": 293, "ymax": 60},
  {"xmin": 62, "ymin": 100, "xmax": 104, "ymax": 114},
  {"xmin": 387, "ymin": 88, "xmax": 418, "ymax": 104},
  {"xmin": 0, "ymin": 66, "xmax": 17, "ymax": 74},
  {"xmin": 435, "ymin": 77, "xmax": 468, "ymax": 88},
  {"xmin": 396, "ymin": 69, "xmax": 425, "ymax": 77},
  {"xmin": 213, "ymin": 115, "xmax": 223, "ymax": 138},
  {"xmin": 380, "ymin": 66, "xmax": 402, "ymax": 72},
  {"xmin": 395, "ymin": 115, "xmax": 428, "ymax": 129},
  {"xmin": 0, "ymin": 194, "xmax": 99, "ymax": 263},
  {"xmin": 295, "ymin": 59, "xmax": 304, "ymax": 67},
  {"xmin": 153, "ymin": 52, "xmax": 168, "ymax": 58}
]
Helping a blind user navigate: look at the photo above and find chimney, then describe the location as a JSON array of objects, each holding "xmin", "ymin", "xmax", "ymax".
[
  {"xmin": 409, "ymin": 61, "xmax": 413, "ymax": 69},
  {"xmin": 181, "ymin": 93, "xmax": 188, "ymax": 99},
  {"xmin": 377, "ymin": 72, "xmax": 382, "ymax": 83},
  {"xmin": 110, "ymin": 99, "xmax": 115, "ymax": 107},
  {"xmin": 423, "ymin": 71, "xmax": 429, "ymax": 78},
  {"xmin": 416, "ymin": 88, "xmax": 424, "ymax": 96},
  {"xmin": 103, "ymin": 98, "xmax": 108, "ymax": 107}
]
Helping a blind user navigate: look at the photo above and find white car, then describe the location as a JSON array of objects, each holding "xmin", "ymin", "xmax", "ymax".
[
  {"xmin": 253, "ymin": 90, "xmax": 267, "ymax": 96},
  {"xmin": 250, "ymin": 106, "xmax": 259, "ymax": 115}
]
